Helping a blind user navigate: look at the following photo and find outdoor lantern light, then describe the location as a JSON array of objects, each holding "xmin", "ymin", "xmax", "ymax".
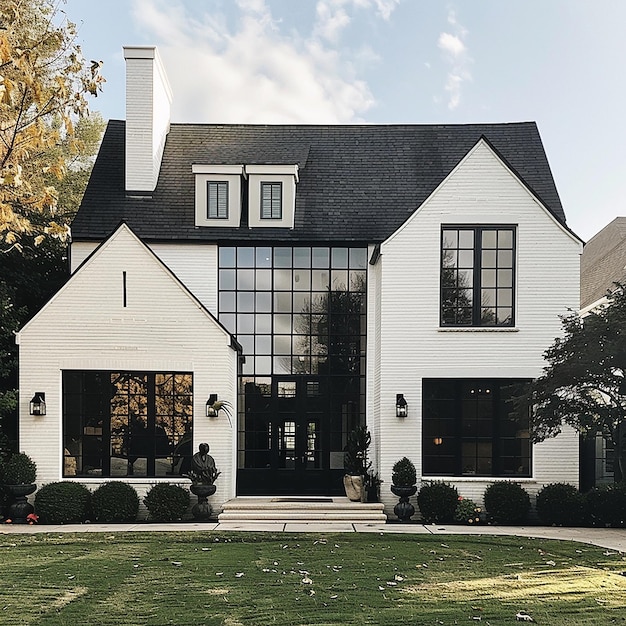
[
  {"xmin": 29, "ymin": 392, "xmax": 46, "ymax": 416},
  {"xmin": 206, "ymin": 393, "xmax": 218, "ymax": 417},
  {"xmin": 433, "ymin": 437, "xmax": 443, "ymax": 446},
  {"xmin": 396, "ymin": 393, "xmax": 408, "ymax": 418}
]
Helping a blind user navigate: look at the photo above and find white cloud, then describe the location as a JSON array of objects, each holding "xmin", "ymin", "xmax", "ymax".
[
  {"xmin": 437, "ymin": 10, "xmax": 472, "ymax": 110},
  {"xmin": 129, "ymin": 0, "xmax": 399, "ymax": 124}
]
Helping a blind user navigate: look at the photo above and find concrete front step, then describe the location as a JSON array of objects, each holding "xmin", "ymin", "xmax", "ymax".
[{"xmin": 219, "ymin": 497, "xmax": 387, "ymax": 524}]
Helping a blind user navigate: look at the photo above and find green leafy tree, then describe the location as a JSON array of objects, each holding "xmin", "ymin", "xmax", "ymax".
[
  {"xmin": 0, "ymin": 0, "xmax": 104, "ymax": 248},
  {"xmin": 0, "ymin": 112, "xmax": 105, "ymax": 449},
  {"xmin": 513, "ymin": 285, "xmax": 626, "ymax": 481}
]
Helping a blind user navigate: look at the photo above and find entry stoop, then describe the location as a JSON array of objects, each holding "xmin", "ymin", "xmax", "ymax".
[{"xmin": 218, "ymin": 497, "xmax": 387, "ymax": 524}]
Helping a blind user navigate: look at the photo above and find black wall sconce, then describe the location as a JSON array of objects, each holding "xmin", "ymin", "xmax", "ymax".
[
  {"xmin": 29, "ymin": 392, "xmax": 46, "ymax": 416},
  {"xmin": 396, "ymin": 393, "xmax": 408, "ymax": 418},
  {"xmin": 206, "ymin": 393, "xmax": 218, "ymax": 417}
]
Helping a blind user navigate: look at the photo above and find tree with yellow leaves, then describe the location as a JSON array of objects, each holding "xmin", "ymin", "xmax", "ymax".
[{"xmin": 0, "ymin": 0, "xmax": 104, "ymax": 249}]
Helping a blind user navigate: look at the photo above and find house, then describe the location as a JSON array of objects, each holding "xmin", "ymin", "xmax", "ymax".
[
  {"xmin": 579, "ymin": 216, "xmax": 626, "ymax": 488},
  {"xmin": 17, "ymin": 46, "xmax": 583, "ymax": 519}
]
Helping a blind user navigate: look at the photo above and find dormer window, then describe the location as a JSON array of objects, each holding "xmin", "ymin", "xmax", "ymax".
[
  {"xmin": 193, "ymin": 164, "xmax": 243, "ymax": 227},
  {"xmin": 261, "ymin": 182, "xmax": 282, "ymax": 219},
  {"xmin": 207, "ymin": 181, "xmax": 229, "ymax": 219},
  {"xmin": 247, "ymin": 164, "xmax": 298, "ymax": 229}
]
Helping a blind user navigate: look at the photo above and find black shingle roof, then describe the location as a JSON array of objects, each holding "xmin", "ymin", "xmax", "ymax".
[{"xmin": 72, "ymin": 120, "xmax": 566, "ymax": 243}]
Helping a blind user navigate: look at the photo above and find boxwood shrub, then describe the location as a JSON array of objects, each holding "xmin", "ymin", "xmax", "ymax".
[
  {"xmin": 483, "ymin": 481, "xmax": 530, "ymax": 524},
  {"xmin": 34, "ymin": 481, "xmax": 92, "ymax": 524},
  {"xmin": 91, "ymin": 481, "xmax": 139, "ymax": 522},
  {"xmin": 583, "ymin": 482, "xmax": 626, "ymax": 528},
  {"xmin": 417, "ymin": 481, "xmax": 458, "ymax": 523},
  {"xmin": 536, "ymin": 482, "xmax": 583, "ymax": 526},
  {"xmin": 144, "ymin": 483, "xmax": 190, "ymax": 521}
]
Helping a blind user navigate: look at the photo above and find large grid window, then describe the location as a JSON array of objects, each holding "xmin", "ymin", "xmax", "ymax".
[
  {"xmin": 63, "ymin": 371, "xmax": 193, "ymax": 478},
  {"xmin": 207, "ymin": 181, "xmax": 229, "ymax": 219},
  {"xmin": 441, "ymin": 226, "xmax": 515, "ymax": 327},
  {"xmin": 261, "ymin": 182, "xmax": 282, "ymax": 219},
  {"xmin": 218, "ymin": 246, "xmax": 368, "ymax": 476},
  {"xmin": 422, "ymin": 378, "xmax": 531, "ymax": 477}
]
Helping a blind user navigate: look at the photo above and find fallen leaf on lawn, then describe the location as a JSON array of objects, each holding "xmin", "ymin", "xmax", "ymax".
[
  {"xmin": 216, "ymin": 572, "xmax": 224, "ymax": 576},
  {"xmin": 171, "ymin": 562, "xmax": 182, "ymax": 567},
  {"xmin": 330, "ymin": 594, "xmax": 338, "ymax": 599},
  {"xmin": 302, "ymin": 576, "xmax": 313, "ymax": 584},
  {"xmin": 386, "ymin": 581, "xmax": 397, "ymax": 586},
  {"xmin": 515, "ymin": 611, "xmax": 535, "ymax": 622},
  {"xmin": 394, "ymin": 574, "xmax": 404, "ymax": 582},
  {"xmin": 235, "ymin": 572, "xmax": 244, "ymax": 578},
  {"xmin": 546, "ymin": 560, "xmax": 556, "ymax": 566},
  {"xmin": 308, "ymin": 589, "xmax": 315, "ymax": 596},
  {"xmin": 378, "ymin": 586, "xmax": 385, "ymax": 591}
]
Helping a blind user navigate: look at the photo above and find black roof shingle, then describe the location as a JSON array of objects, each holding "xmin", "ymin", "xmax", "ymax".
[{"xmin": 72, "ymin": 120, "xmax": 566, "ymax": 243}]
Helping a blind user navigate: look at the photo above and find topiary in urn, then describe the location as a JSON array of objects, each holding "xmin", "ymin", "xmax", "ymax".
[
  {"xmin": 390, "ymin": 457, "xmax": 417, "ymax": 522},
  {"xmin": 2, "ymin": 452, "xmax": 37, "ymax": 524}
]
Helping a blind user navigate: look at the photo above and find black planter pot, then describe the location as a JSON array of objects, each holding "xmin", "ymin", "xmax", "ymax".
[
  {"xmin": 391, "ymin": 484, "xmax": 417, "ymax": 522},
  {"xmin": 190, "ymin": 483, "xmax": 217, "ymax": 520},
  {"xmin": 6, "ymin": 483, "xmax": 37, "ymax": 524}
]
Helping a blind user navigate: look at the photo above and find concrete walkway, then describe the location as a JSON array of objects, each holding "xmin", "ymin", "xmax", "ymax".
[{"xmin": 2, "ymin": 521, "xmax": 626, "ymax": 552}]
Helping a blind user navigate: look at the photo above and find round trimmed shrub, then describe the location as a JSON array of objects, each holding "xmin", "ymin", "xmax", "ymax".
[
  {"xmin": 34, "ymin": 481, "xmax": 92, "ymax": 524},
  {"xmin": 483, "ymin": 481, "xmax": 530, "ymax": 524},
  {"xmin": 91, "ymin": 481, "xmax": 139, "ymax": 523},
  {"xmin": 584, "ymin": 482, "xmax": 626, "ymax": 528},
  {"xmin": 144, "ymin": 483, "xmax": 190, "ymax": 521},
  {"xmin": 2, "ymin": 452, "xmax": 36, "ymax": 484},
  {"xmin": 536, "ymin": 483, "xmax": 583, "ymax": 526},
  {"xmin": 417, "ymin": 481, "xmax": 458, "ymax": 523},
  {"xmin": 391, "ymin": 457, "xmax": 417, "ymax": 487}
]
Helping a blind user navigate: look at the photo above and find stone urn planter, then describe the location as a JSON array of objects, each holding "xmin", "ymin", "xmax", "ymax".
[
  {"xmin": 190, "ymin": 482, "xmax": 217, "ymax": 520},
  {"xmin": 390, "ymin": 456, "xmax": 417, "ymax": 522},
  {"xmin": 390, "ymin": 484, "xmax": 417, "ymax": 522},
  {"xmin": 343, "ymin": 474, "xmax": 364, "ymax": 502}
]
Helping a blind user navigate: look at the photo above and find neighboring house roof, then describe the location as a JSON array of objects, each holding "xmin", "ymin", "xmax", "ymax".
[
  {"xmin": 581, "ymin": 217, "xmax": 626, "ymax": 309},
  {"xmin": 72, "ymin": 120, "xmax": 566, "ymax": 243}
]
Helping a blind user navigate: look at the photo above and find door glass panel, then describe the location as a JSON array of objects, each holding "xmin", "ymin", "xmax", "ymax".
[{"xmin": 279, "ymin": 420, "xmax": 296, "ymax": 468}]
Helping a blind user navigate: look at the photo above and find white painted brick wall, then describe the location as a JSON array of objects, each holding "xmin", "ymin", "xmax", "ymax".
[{"xmin": 371, "ymin": 140, "xmax": 582, "ymax": 517}]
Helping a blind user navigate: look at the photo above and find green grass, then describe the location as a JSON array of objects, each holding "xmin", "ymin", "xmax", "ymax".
[{"xmin": 1, "ymin": 532, "xmax": 625, "ymax": 625}]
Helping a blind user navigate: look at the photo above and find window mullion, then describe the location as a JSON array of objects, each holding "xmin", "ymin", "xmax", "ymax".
[{"xmin": 473, "ymin": 228, "xmax": 482, "ymax": 326}]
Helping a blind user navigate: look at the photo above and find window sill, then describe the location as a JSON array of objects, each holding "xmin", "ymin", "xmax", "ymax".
[
  {"xmin": 422, "ymin": 476, "xmax": 535, "ymax": 483},
  {"xmin": 438, "ymin": 327, "xmax": 519, "ymax": 332}
]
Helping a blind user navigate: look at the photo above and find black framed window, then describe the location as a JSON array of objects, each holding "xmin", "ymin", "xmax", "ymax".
[
  {"xmin": 207, "ymin": 181, "xmax": 229, "ymax": 219},
  {"xmin": 62, "ymin": 371, "xmax": 193, "ymax": 478},
  {"xmin": 422, "ymin": 378, "xmax": 531, "ymax": 477},
  {"xmin": 441, "ymin": 226, "xmax": 515, "ymax": 326},
  {"xmin": 261, "ymin": 182, "xmax": 282, "ymax": 219}
]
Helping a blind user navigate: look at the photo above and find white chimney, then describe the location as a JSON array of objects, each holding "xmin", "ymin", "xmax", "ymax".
[{"xmin": 123, "ymin": 46, "xmax": 172, "ymax": 193}]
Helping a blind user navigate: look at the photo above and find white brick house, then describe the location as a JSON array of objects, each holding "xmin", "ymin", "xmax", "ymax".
[{"xmin": 17, "ymin": 46, "xmax": 583, "ymax": 518}]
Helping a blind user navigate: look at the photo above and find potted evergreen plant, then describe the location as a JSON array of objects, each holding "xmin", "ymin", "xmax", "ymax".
[
  {"xmin": 343, "ymin": 426, "xmax": 371, "ymax": 502},
  {"xmin": 1, "ymin": 452, "xmax": 37, "ymax": 524},
  {"xmin": 390, "ymin": 456, "xmax": 417, "ymax": 522}
]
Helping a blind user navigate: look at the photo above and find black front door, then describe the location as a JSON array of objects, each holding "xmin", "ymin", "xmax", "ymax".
[{"xmin": 237, "ymin": 376, "xmax": 346, "ymax": 495}]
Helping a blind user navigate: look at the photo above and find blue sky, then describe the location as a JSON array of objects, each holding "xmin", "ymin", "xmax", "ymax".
[{"xmin": 61, "ymin": 0, "xmax": 626, "ymax": 241}]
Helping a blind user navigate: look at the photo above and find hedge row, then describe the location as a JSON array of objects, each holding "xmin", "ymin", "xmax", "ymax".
[
  {"xmin": 29, "ymin": 481, "xmax": 191, "ymax": 524},
  {"xmin": 416, "ymin": 480, "xmax": 626, "ymax": 527}
]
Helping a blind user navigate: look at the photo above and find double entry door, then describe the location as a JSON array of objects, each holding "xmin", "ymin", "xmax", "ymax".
[{"xmin": 238, "ymin": 376, "xmax": 345, "ymax": 495}]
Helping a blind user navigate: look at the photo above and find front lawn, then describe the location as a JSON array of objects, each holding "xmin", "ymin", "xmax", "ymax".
[{"xmin": 1, "ymin": 532, "xmax": 625, "ymax": 625}]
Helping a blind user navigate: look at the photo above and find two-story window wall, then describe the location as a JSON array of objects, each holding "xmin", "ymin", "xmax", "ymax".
[{"xmin": 218, "ymin": 246, "xmax": 367, "ymax": 495}]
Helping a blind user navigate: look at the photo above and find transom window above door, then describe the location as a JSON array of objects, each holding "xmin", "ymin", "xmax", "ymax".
[{"xmin": 440, "ymin": 225, "xmax": 516, "ymax": 327}]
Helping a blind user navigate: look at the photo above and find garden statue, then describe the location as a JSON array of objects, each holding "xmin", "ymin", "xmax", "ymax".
[{"xmin": 187, "ymin": 443, "xmax": 220, "ymax": 520}]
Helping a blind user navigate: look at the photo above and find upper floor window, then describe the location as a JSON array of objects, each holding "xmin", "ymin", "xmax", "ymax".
[
  {"xmin": 261, "ymin": 182, "xmax": 283, "ymax": 219},
  {"xmin": 207, "ymin": 181, "xmax": 229, "ymax": 219},
  {"xmin": 441, "ymin": 226, "xmax": 515, "ymax": 327}
]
